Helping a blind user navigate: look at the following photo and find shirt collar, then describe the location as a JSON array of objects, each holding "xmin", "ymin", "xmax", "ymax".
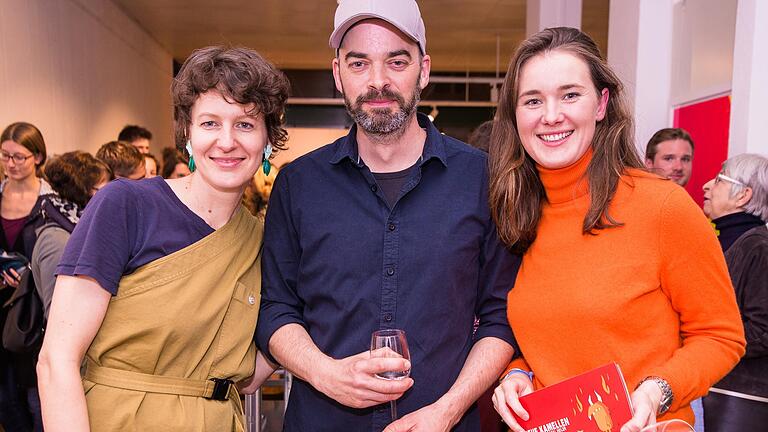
[{"xmin": 329, "ymin": 112, "xmax": 448, "ymax": 168}]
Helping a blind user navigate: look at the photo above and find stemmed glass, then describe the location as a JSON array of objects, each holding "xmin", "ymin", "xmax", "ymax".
[
  {"xmin": 370, "ymin": 329, "xmax": 411, "ymax": 421},
  {"xmin": 639, "ymin": 420, "xmax": 695, "ymax": 432}
]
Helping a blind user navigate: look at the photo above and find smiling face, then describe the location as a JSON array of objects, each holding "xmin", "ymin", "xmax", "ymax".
[
  {"xmin": 514, "ymin": 50, "xmax": 608, "ymax": 170},
  {"xmin": 187, "ymin": 90, "xmax": 267, "ymax": 192},
  {"xmin": 332, "ymin": 19, "xmax": 430, "ymax": 136},
  {"xmin": 1, "ymin": 140, "xmax": 41, "ymax": 181}
]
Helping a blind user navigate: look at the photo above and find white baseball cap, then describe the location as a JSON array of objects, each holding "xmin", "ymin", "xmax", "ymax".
[{"xmin": 329, "ymin": 0, "xmax": 427, "ymax": 54}]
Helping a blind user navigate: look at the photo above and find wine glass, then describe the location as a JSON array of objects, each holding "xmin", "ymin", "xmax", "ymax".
[
  {"xmin": 370, "ymin": 329, "xmax": 410, "ymax": 420},
  {"xmin": 639, "ymin": 420, "xmax": 695, "ymax": 432}
]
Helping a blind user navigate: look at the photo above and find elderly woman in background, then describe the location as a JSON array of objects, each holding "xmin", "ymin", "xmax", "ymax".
[
  {"xmin": 488, "ymin": 27, "xmax": 745, "ymax": 432},
  {"xmin": 37, "ymin": 46, "xmax": 290, "ymax": 431},
  {"xmin": 701, "ymin": 153, "xmax": 768, "ymax": 431}
]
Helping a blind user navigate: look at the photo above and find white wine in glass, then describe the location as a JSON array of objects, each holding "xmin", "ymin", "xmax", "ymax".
[{"xmin": 370, "ymin": 329, "xmax": 411, "ymax": 420}]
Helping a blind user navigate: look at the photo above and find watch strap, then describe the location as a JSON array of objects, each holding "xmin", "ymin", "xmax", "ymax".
[{"xmin": 639, "ymin": 376, "xmax": 674, "ymax": 415}]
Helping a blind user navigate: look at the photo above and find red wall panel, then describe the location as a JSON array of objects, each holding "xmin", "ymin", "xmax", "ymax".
[{"xmin": 673, "ymin": 95, "xmax": 731, "ymax": 207}]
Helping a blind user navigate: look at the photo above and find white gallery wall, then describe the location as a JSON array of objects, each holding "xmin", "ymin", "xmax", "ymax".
[
  {"xmin": 670, "ymin": 0, "xmax": 737, "ymax": 106},
  {"xmin": 0, "ymin": 0, "xmax": 174, "ymax": 156},
  {"xmin": 729, "ymin": 0, "xmax": 768, "ymax": 155},
  {"xmin": 607, "ymin": 0, "xmax": 738, "ymax": 150}
]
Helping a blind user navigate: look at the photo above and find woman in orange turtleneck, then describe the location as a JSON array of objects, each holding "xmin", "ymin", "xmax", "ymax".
[{"xmin": 487, "ymin": 27, "xmax": 745, "ymax": 432}]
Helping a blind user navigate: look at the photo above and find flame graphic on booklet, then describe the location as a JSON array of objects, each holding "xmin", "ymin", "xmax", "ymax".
[{"xmin": 514, "ymin": 363, "xmax": 633, "ymax": 432}]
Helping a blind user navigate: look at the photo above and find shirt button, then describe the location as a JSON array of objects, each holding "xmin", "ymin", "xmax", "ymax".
[
  {"xmin": 388, "ymin": 223, "xmax": 396, "ymax": 231},
  {"xmin": 384, "ymin": 313, "xmax": 393, "ymax": 322},
  {"xmin": 371, "ymin": 184, "xmax": 378, "ymax": 193},
  {"xmin": 247, "ymin": 294, "xmax": 256, "ymax": 305},
  {"xmin": 386, "ymin": 267, "xmax": 395, "ymax": 276}
]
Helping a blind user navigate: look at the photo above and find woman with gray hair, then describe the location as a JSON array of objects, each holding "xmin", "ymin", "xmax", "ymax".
[{"xmin": 701, "ymin": 153, "xmax": 768, "ymax": 431}]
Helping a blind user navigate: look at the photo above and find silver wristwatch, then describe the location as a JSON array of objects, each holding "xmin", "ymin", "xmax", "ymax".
[{"xmin": 639, "ymin": 376, "xmax": 673, "ymax": 415}]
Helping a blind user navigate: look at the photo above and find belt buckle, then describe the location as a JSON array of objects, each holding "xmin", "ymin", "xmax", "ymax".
[{"xmin": 208, "ymin": 378, "xmax": 234, "ymax": 401}]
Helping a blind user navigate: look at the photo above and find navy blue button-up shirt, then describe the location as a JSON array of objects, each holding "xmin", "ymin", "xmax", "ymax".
[{"xmin": 256, "ymin": 113, "xmax": 520, "ymax": 431}]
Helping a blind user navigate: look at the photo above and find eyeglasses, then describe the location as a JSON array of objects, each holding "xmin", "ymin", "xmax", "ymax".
[
  {"xmin": 715, "ymin": 173, "xmax": 746, "ymax": 187},
  {"xmin": 0, "ymin": 152, "xmax": 35, "ymax": 164}
]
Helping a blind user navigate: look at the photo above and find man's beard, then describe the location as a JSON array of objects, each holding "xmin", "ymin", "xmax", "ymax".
[{"xmin": 343, "ymin": 82, "xmax": 421, "ymax": 136}]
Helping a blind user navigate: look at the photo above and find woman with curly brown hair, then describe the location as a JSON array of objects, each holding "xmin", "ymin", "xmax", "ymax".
[
  {"xmin": 488, "ymin": 28, "xmax": 745, "ymax": 432},
  {"xmin": 37, "ymin": 46, "xmax": 290, "ymax": 431},
  {"xmin": 31, "ymin": 151, "xmax": 110, "ymax": 318}
]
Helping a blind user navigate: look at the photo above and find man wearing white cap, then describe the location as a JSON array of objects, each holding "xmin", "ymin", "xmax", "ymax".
[{"xmin": 256, "ymin": 1, "xmax": 520, "ymax": 430}]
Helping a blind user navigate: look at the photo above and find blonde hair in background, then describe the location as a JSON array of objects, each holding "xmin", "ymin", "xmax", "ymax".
[{"xmin": 253, "ymin": 165, "xmax": 279, "ymax": 199}]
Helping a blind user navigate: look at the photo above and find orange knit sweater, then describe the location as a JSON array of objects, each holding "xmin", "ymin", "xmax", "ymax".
[{"xmin": 506, "ymin": 151, "xmax": 746, "ymax": 423}]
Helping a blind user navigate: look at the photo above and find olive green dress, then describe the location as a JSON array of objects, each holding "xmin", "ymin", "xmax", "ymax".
[{"xmin": 82, "ymin": 207, "xmax": 262, "ymax": 431}]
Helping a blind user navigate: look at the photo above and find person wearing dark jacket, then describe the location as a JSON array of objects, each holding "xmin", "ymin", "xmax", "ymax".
[
  {"xmin": 0, "ymin": 121, "xmax": 53, "ymax": 432},
  {"xmin": 702, "ymin": 153, "xmax": 768, "ymax": 431}
]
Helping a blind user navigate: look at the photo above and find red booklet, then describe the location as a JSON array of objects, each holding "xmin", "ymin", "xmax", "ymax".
[{"xmin": 513, "ymin": 363, "xmax": 633, "ymax": 432}]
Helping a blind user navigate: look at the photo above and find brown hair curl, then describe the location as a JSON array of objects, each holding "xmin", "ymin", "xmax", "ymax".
[
  {"xmin": 489, "ymin": 27, "xmax": 643, "ymax": 253},
  {"xmin": 45, "ymin": 151, "xmax": 110, "ymax": 208},
  {"xmin": 171, "ymin": 46, "xmax": 290, "ymax": 157},
  {"xmin": 96, "ymin": 141, "xmax": 144, "ymax": 179}
]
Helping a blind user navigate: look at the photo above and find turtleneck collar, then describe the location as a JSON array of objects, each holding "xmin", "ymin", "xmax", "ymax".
[
  {"xmin": 712, "ymin": 211, "xmax": 766, "ymax": 252},
  {"xmin": 537, "ymin": 148, "xmax": 592, "ymax": 204}
]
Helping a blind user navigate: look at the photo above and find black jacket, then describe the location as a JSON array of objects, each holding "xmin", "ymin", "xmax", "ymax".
[
  {"xmin": 0, "ymin": 180, "xmax": 55, "ymax": 387},
  {"xmin": 713, "ymin": 224, "xmax": 768, "ymax": 398}
]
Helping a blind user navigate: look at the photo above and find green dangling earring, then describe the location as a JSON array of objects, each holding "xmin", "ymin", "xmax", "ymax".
[
  {"xmin": 262, "ymin": 143, "xmax": 273, "ymax": 175},
  {"xmin": 185, "ymin": 140, "xmax": 196, "ymax": 173}
]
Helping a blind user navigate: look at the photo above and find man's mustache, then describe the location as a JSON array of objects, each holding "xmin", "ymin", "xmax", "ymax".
[{"xmin": 355, "ymin": 88, "xmax": 405, "ymax": 105}]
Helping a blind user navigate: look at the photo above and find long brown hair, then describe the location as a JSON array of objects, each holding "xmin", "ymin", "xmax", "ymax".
[{"xmin": 489, "ymin": 27, "xmax": 643, "ymax": 253}]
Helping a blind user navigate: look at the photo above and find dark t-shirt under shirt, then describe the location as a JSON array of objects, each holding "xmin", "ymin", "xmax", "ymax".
[
  {"xmin": 371, "ymin": 162, "xmax": 419, "ymax": 208},
  {"xmin": 57, "ymin": 177, "xmax": 213, "ymax": 295}
]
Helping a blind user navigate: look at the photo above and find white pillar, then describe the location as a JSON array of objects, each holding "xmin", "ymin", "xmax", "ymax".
[
  {"xmin": 729, "ymin": 0, "xmax": 768, "ymax": 156},
  {"xmin": 607, "ymin": 0, "xmax": 674, "ymax": 155},
  {"xmin": 526, "ymin": 0, "xmax": 582, "ymax": 37}
]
